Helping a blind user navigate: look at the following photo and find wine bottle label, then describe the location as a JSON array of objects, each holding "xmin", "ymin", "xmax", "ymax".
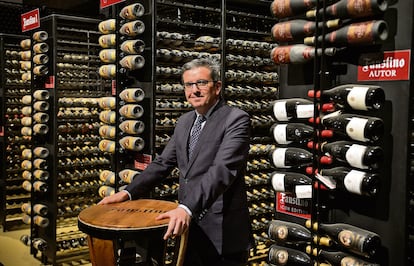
[
  {"xmin": 347, "ymin": 86, "xmax": 369, "ymax": 111},
  {"xmin": 338, "ymin": 229, "xmax": 366, "ymax": 253},
  {"xmin": 297, "ymin": 104, "xmax": 314, "ymax": 118},
  {"xmin": 119, "ymin": 88, "xmax": 145, "ymax": 102},
  {"xmin": 295, "ymin": 185, "xmax": 312, "ymax": 199},
  {"xmin": 21, "ymin": 203, "xmax": 31, "ymax": 214},
  {"xmin": 21, "ymin": 116, "xmax": 32, "ymax": 126},
  {"xmin": 98, "ymin": 34, "xmax": 116, "ymax": 48},
  {"xmin": 344, "ymin": 170, "xmax": 365, "ymax": 195},
  {"xmin": 119, "ymin": 3, "xmax": 145, "ymax": 20},
  {"xmin": 33, "ymin": 204, "xmax": 48, "ymax": 216},
  {"xmin": 98, "ymin": 185, "xmax": 115, "ymax": 198},
  {"xmin": 20, "ymin": 61, "xmax": 31, "ymax": 70},
  {"xmin": 346, "ymin": 117, "xmax": 368, "ymax": 142},
  {"xmin": 99, "ymin": 110, "xmax": 116, "ymax": 124},
  {"xmin": 33, "ymin": 147, "xmax": 49, "ymax": 158},
  {"xmin": 22, "ymin": 72, "xmax": 31, "ymax": 81},
  {"xmin": 20, "ymin": 50, "xmax": 31, "ymax": 60},
  {"xmin": 22, "ymin": 106, "xmax": 32, "ymax": 115},
  {"xmin": 119, "ymin": 169, "xmax": 140, "ymax": 183},
  {"xmin": 345, "ymin": 144, "xmax": 367, "ymax": 169},
  {"xmin": 98, "ymin": 139, "xmax": 116, "ymax": 153},
  {"xmin": 99, "ymin": 170, "xmax": 115, "ymax": 184},
  {"xmin": 33, "ymin": 124, "xmax": 49, "ymax": 134},
  {"xmin": 268, "ymin": 247, "xmax": 289, "ymax": 264},
  {"xmin": 273, "ymin": 101, "xmax": 289, "ymax": 121},
  {"xmin": 21, "ymin": 126, "xmax": 32, "ymax": 136},
  {"xmin": 33, "ymin": 31, "xmax": 48, "ymax": 41},
  {"xmin": 33, "ymin": 101, "xmax": 49, "ymax": 111},
  {"xmin": 272, "ymin": 148, "xmax": 289, "ymax": 168},
  {"xmin": 20, "ymin": 39, "xmax": 31, "ymax": 49},
  {"xmin": 22, "ymin": 180, "xmax": 32, "ymax": 192},
  {"xmin": 22, "ymin": 95, "xmax": 32, "ymax": 105},
  {"xmin": 33, "ymin": 181, "xmax": 47, "ymax": 192},
  {"xmin": 98, "ymin": 19, "xmax": 116, "ymax": 34},
  {"xmin": 272, "ymin": 124, "xmax": 290, "ymax": 144},
  {"xmin": 33, "ymin": 159, "xmax": 47, "ymax": 169},
  {"xmin": 33, "ymin": 65, "xmax": 49, "ymax": 76},
  {"xmin": 21, "ymin": 160, "xmax": 32, "ymax": 170},
  {"xmin": 271, "ymin": 173, "xmax": 286, "ymax": 191},
  {"xmin": 34, "ymin": 170, "xmax": 49, "ymax": 180},
  {"xmin": 22, "ymin": 170, "xmax": 32, "ymax": 180},
  {"xmin": 22, "ymin": 149, "xmax": 32, "ymax": 159},
  {"xmin": 268, "ymin": 223, "xmax": 288, "ymax": 240},
  {"xmin": 99, "ymin": 49, "xmax": 116, "ymax": 63}
]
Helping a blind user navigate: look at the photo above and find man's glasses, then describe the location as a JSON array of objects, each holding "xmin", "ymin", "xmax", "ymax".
[{"xmin": 183, "ymin": 80, "xmax": 214, "ymax": 90}]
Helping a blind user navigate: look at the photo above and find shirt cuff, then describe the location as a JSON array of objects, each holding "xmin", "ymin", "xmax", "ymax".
[{"xmin": 178, "ymin": 204, "xmax": 192, "ymax": 217}]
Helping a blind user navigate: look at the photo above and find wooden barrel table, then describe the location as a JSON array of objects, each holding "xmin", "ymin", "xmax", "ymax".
[{"xmin": 78, "ymin": 199, "xmax": 188, "ymax": 266}]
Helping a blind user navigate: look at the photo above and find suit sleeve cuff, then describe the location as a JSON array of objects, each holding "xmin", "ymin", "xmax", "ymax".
[
  {"xmin": 178, "ymin": 204, "xmax": 193, "ymax": 217},
  {"xmin": 122, "ymin": 189, "xmax": 132, "ymax": 200}
]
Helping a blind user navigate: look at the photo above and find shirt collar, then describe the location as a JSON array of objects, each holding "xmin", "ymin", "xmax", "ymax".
[{"xmin": 194, "ymin": 99, "xmax": 219, "ymax": 119}]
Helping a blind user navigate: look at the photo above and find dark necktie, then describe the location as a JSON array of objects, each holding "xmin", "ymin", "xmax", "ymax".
[{"xmin": 188, "ymin": 115, "xmax": 206, "ymax": 159}]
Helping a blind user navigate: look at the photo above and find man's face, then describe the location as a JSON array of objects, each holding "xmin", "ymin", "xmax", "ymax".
[{"xmin": 183, "ymin": 66, "xmax": 221, "ymax": 114}]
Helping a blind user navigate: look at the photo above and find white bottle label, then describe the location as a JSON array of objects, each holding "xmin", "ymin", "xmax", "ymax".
[
  {"xmin": 273, "ymin": 101, "xmax": 288, "ymax": 121},
  {"xmin": 295, "ymin": 185, "xmax": 312, "ymax": 199},
  {"xmin": 296, "ymin": 104, "xmax": 314, "ymax": 118},
  {"xmin": 347, "ymin": 86, "xmax": 369, "ymax": 111},
  {"xmin": 272, "ymin": 148, "xmax": 289, "ymax": 168},
  {"xmin": 271, "ymin": 173, "xmax": 285, "ymax": 191},
  {"xmin": 346, "ymin": 117, "xmax": 368, "ymax": 142},
  {"xmin": 344, "ymin": 170, "xmax": 365, "ymax": 195},
  {"xmin": 273, "ymin": 124, "xmax": 290, "ymax": 144},
  {"xmin": 345, "ymin": 144, "xmax": 368, "ymax": 169}
]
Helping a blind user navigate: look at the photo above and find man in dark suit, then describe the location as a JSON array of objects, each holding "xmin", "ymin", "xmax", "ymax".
[{"xmin": 99, "ymin": 58, "xmax": 253, "ymax": 266}]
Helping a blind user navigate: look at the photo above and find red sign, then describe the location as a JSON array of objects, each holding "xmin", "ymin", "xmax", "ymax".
[
  {"xmin": 134, "ymin": 153, "xmax": 152, "ymax": 171},
  {"xmin": 275, "ymin": 192, "xmax": 311, "ymax": 220},
  {"xmin": 358, "ymin": 50, "xmax": 411, "ymax": 81},
  {"xmin": 100, "ymin": 0, "xmax": 126, "ymax": 9},
  {"xmin": 21, "ymin": 8, "xmax": 40, "ymax": 32}
]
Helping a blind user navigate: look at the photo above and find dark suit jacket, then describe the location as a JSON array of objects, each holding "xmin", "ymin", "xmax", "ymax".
[{"xmin": 125, "ymin": 99, "xmax": 252, "ymax": 255}]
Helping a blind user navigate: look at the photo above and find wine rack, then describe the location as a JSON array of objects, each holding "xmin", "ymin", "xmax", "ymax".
[
  {"xmin": 269, "ymin": 0, "xmax": 414, "ymax": 265},
  {"xmin": 0, "ymin": 34, "xmax": 31, "ymax": 231},
  {"xmin": 17, "ymin": 15, "xmax": 111, "ymax": 264}
]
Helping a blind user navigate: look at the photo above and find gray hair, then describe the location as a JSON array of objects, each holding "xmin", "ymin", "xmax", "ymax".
[{"xmin": 181, "ymin": 58, "xmax": 221, "ymax": 82}]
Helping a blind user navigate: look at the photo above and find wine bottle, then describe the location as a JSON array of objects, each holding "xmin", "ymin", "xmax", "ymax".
[
  {"xmin": 319, "ymin": 141, "xmax": 383, "ymax": 170},
  {"xmin": 20, "ymin": 60, "xmax": 31, "ymax": 70},
  {"xmin": 33, "ymin": 31, "xmax": 48, "ymax": 42},
  {"xmin": 318, "ymin": 167, "xmax": 379, "ymax": 196},
  {"xmin": 22, "ymin": 170, "xmax": 32, "ymax": 180},
  {"xmin": 99, "ymin": 125, "xmax": 116, "ymax": 139},
  {"xmin": 33, "ymin": 146, "xmax": 49, "ymax": 158},
  {"xmin": 304, "ymin": 20, "xmax": 388, "ymax": 46},
  {"xmin": 33, "ymin": 54, "xmax": 49, "ymax": 64},
  {"xmin": 270, "ymin": 0, "xmax": 317, "ymax": 19},
  {"xmin": 119, "ymin": 136, "xmax": 145, "ymax": 151},
  {"xmin": 99, "ymin": 110, "xmax": 116, "ymax": 124},
  {"xmin": 99, "ymin": 170, "xmax": 115, "ymax": 184},
  {"xmin": 99, "ymin": 64, "xmax": 116, "ymax": 79},
  {"xmin": 21, "ymin": 72, "xmax": 31, "ymax": 81},
  {"xmin": 20, "ymin": 39, "xmax": 31, "ymax": 49},
  {"xmin": 33, "ymin": 158, "xmax": 47, "ymax": 169},
  {"xmin": 32, "ymin": 238, "xmax": 47, "ymax": 251},
  {"xmin": 119, "ymin": 3, "xmax": 145, "ymax": 20},
  {"xmin": 270, "ymin": 171, "xmax": 312, "ymax": 198},
  {"xmin": 271, "ymin": 44, "xmax": 336, "ymax": 65},
  {"xmin": 99, "ymin": 49, "xmax": 116, "ymax": 63},
  {"xmin": 98, "ymin": 34, "xmax": 116, "ymax": 48},
  {"xmin": 308, "ymin": 84, "xmax": 385, "ymax": 111},
  {"xmin": 119, "ymin": 88, "xmax": 145, "ymax": 102},
  {"xmin": 98, "ymin": 139, "xmax": 116, "ymax": 153},
  {"xmin": 268, "ymin": 244, "xmax": 313, "ymax": 265},
  {"xmin": 119, "ymin": 120, "xmax": 145, "ymax": 134},
  {"xmin": 98, "ymin": 19, "xmax": 116, "ymax": 34},
  {"xmin": 119, "ymin": 104, "xmax": 144, "ymax": 119},
  {"xmin": 118, "ymin": 169, "xmax": 140, "ymax": 183},
  {"xmin": 33, "ymin": 101, "xmax": 49, "ymax": 111},
  {"xmin": 119, "ymin": 55, "xmax": 145, "ymax": 70},
  {"xmin": 271, "ymin": 122, "xmax": 332, "ymax": 145},
  {"xmin": 271, "ymin": 147, "xmax": 332, "ymax": 169},
  {"xmin": 21, "ymin": 126, "xmax": 32, "ymax": 136},
  {"xmin": 119, "ymin": 20, "xmax": 145, "ymax": 36},
  {"xmin": 98, "ymin": 185, "xmax": 115, "ymax": 198},
  {"xmin": 33, "ymin": 204, "xmax": 48, "ymax": 216},
  {"xmin": 120, "ymin": 40, "xmax": 145, "ymax": 54},
  {"xmin": 268, "ymin": 220, "xmax": 311, "ymax": 243},
  {"xmin": 20, "ymin": 50, "xmax": 31, "ymax": 60},
  {"xmin": 22, "ymin": 106, "xmax": 32, "ymax": 115},
  {"xmin": 21, "ymin": 148, "xmax": 32, "ymax": 159},
  {"xmin": 307, "ymin": 0, "xmax": 388, "ymax": 19},
  {"xmin": 320, "ymin": 111, "xmax": 384, "ymax": 143},
  {"xmin": 307, "ymin": 246, "xmax": 381, "ymax": 266},
  {"xmin": 33, "ymin": 124, "xmax": 49, "ymax": 135},
  {"xmin": 99, "ymin": 96, "xmax": 116, "ymax": 110},
  {"xmin": 22, "ymin": 95, "xmax": 32, "ymax": 105},
  {"xmin": 21, "ymin": 116, "xmax": 32, "ymax": 126},
  {"xmin": 33, "ymin": 215, "xmax": 49, "ymax": 228},
  {"xmin": 21, "ymin": 160, "xmax": 32, "ymax": 170},
  {"xmin": 33, "ymin": 112, "xmax": 49, "ymax": 123},
  {"xmin": 306, "ymin": 220, "xmax": 381, "ymax": 257},
  {"xmin": 33, "ymin": 42, "xmax": 49, "ymax": 53},
  {"xmin": 33, "ymin": 65, "xmax": 49, "ymax": 76},
  {"xmin": 33, "ymin": 90, "xmax": 50, "ymax": 100},
  {"xmin": 272, "ymin": 98, "xmax": 314, "ymax": 122},
  {"xmin": 271, "ymin": 19, "xmax": 341, "ymax": 42}
]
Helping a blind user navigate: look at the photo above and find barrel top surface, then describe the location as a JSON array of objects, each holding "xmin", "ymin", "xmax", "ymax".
[{"xmin": 78, "ymin": 199, "xmax": 178, "ymax": 233}]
